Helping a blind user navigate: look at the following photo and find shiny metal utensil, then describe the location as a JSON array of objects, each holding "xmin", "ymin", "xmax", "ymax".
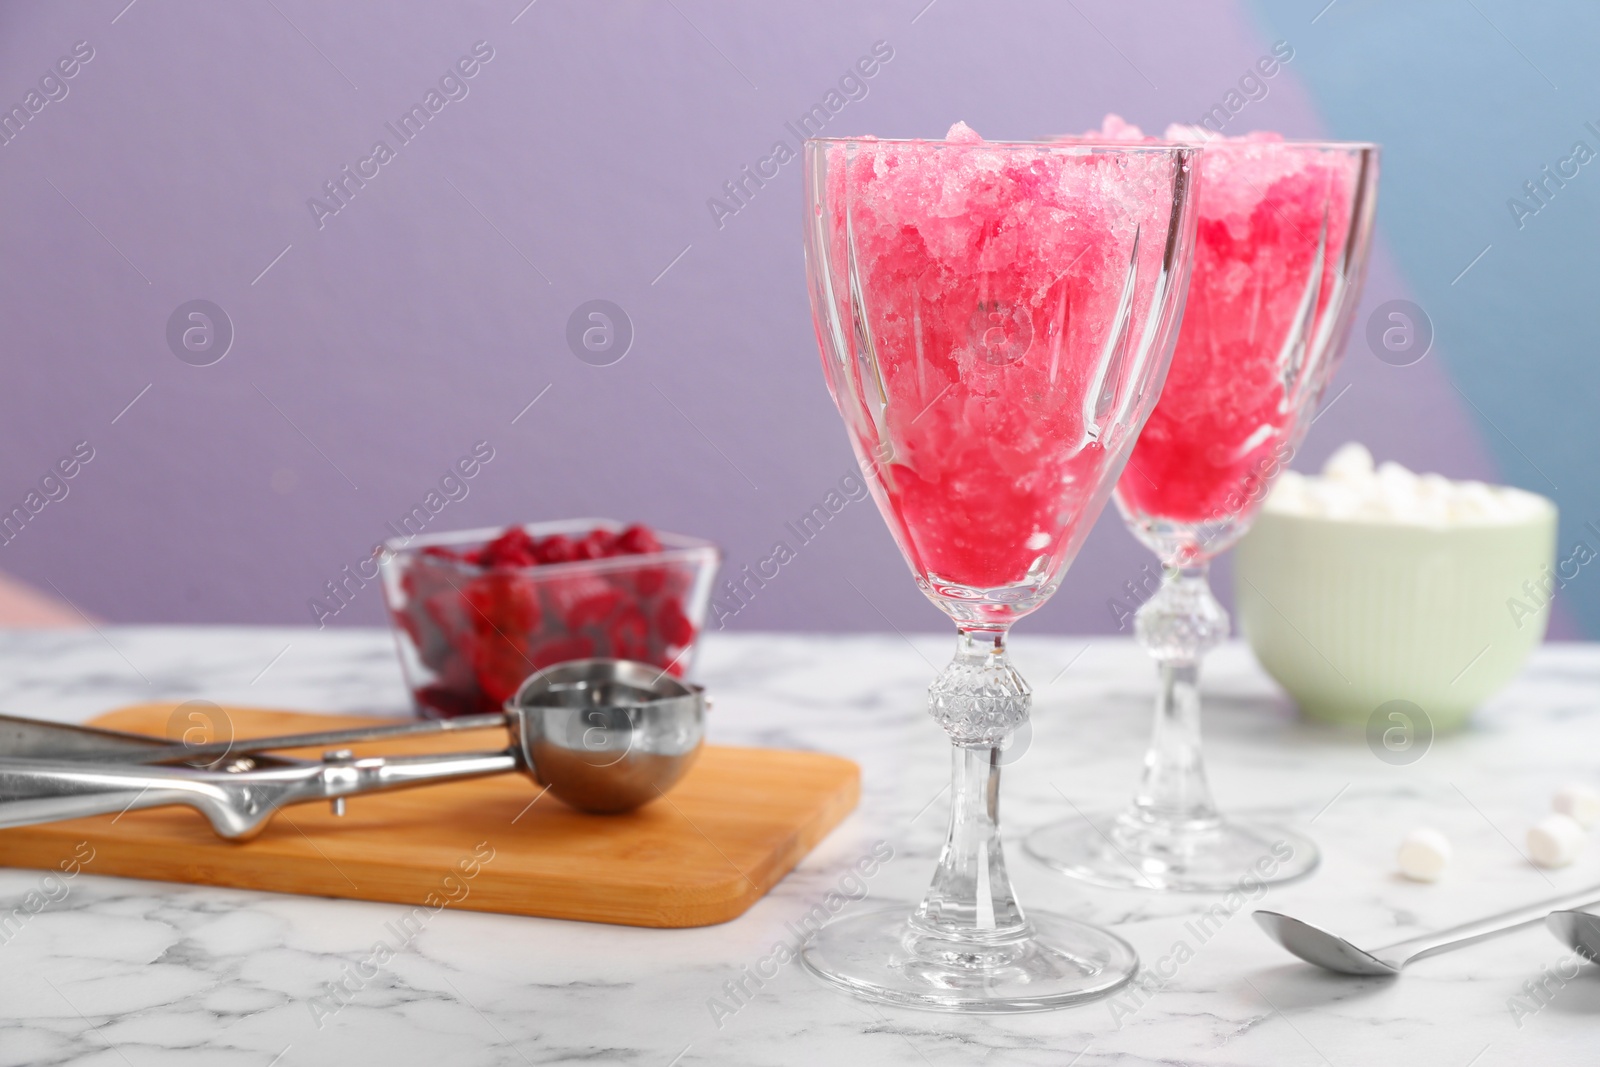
[
  {"xmin": 1545, "ymin": 909, "xmax": 1600, "ymax": 962},
  {"xmin": 0, "ymin": 714, "xmax": 180, "ymax": 759},
  {"xmin": 509, "ymin": 658, "xmax": 704, "ymax": 813},
  {"xmin": 0, "ymin": 659, "xmax": 703, "ymax": 840},
  {"xmin": 0, "ymin": 712, "xmax": 310, "ymax": 768},
  {"xmin": 1255, "ymin": 883, "xmax": 1600, "ymax": 975},
  {"xmin": 0, "ymin": 709, "xmax": 509, "ymax": 766}
]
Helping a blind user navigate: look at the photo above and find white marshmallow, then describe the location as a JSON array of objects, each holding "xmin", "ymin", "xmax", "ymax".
[
  {"xmin": 1264, "ymin": 442, "xmax": 1551, "ymax": 526},
  {"xmin": 1554, "ymin": 783, "xmax": 1600, "ymax": 828},
  {"xmin": 1528, "ymin": 813, "xmax": 1587, "ymax": 868},
  {"xmin": 1376, "ymin": 460, "xmax": 1418, "ymax": 491},
  {"xmin": 1322, "ymin": 441, "xmax": 1375, "ymax": 482},
  {"xmin": 1397, "ymin": 827, "xmax": 1452, "ymax": 882},
  {"xmin": 1410, "ymin": 494, "xmax": 1451, "ymax": 526},
  {"xmin": 1417, "ymin": 472, "xmax": 1452, "ymax": 498}
]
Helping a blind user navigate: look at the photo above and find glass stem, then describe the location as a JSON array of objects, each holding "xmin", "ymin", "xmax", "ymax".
[
  {"xmin": 916, "ymin": 628, "xmax": 1029, "ymax": 940},
  {"xmin": 1131, "ymin": 563, "xmax": 1229, "ymax": 826}
]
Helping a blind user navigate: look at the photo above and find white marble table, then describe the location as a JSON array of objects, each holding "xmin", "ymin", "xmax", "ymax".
[{"xmin": 0, "ymin": 626, "xmax": 1596, "ymax": 1066}]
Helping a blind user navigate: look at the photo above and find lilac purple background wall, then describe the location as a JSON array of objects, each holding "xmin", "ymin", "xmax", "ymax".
[{"xmin": 0, "ymin": 0, "xmax": 1583, "ymax": 636}]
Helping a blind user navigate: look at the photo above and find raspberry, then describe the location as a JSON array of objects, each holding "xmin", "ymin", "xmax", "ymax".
[
  {"xmin": 607, "ymin": 604, "xmax": 652, "ymax": 662},
  {"xmin": 463, "ymin": 573, "xmax": 542, "ymax": 634},
  {"xmin": 632, "ymin": 565, "xmax": 666, "ymax": 598},
  {"xmin": 479, "ymin": 527, "xmax": 539, "ymax": 568},
  {"xmin": 536, "ymin": 534, "xmax": 578, "ymax": 564},
  {"xmin": 470, "ymin": 632, "xmax": 536, "ymax": 705},
  {"xmin": 574, "ymin": 528, "xmax": 618, "ymax": 560},
  {"xmin": 656, "ymin": 598, "xmax": 696, "ymax": 647},
  {"xmin": 545, "ymin": 573, "xmax": 623, "ymax": 631},
  {"xmin": 393, "ymin": 522, "xmax": 702, "ymax": 717},
  {"xmin": 530, "ymin": 633, "xmax": 595, "ymax": 670},
  {"xmin": 616, "ymin": 523, "xmax": 662, "ymax": 556}
]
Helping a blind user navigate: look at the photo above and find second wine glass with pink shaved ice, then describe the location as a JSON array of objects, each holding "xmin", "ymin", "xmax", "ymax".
[
  {"xmin": 799, "ymin": 123, "xmax": 1200, "ymax": 1012},
  {"xmin": 1026, "ymin": 123, "xmax": 1380, "ymax": 892}
]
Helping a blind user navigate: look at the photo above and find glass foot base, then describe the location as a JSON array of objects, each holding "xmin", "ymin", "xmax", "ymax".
[
  {"xmin": 1025, "ymin": 808, "xmax": 1319, "ymax": 892},
  {"xmin": 799, "ymin": 905, "xmax": 1138, "ymax": 1013}
]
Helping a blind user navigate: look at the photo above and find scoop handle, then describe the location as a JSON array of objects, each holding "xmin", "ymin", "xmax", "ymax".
[
  {"xmin": 0, "ymin": 759, "xmax": 319, "ymax": 840},
  {"xmin": 97, "ymin": 712, "xmax": 510, "ymax": 766},
  {"xmin": 0, "ymin": 749, "xmax": 520, "ymax": 841}
]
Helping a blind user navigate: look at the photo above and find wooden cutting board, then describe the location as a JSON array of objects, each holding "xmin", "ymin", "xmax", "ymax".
[{"xmin": 0, "ymin": 704, "xmax": 859, "ymax": 928}]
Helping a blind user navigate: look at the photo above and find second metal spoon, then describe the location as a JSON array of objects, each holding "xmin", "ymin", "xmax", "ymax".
[
  {"xmin": 1545, "ymin": 908, "xmax": 1600, "ymax": 962},
  {"xmin": 1255, "ymin": 883, "xmax": 1600, "ymax": 975}
]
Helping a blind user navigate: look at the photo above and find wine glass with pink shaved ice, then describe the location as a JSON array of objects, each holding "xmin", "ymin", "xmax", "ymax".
[
  {"xmin": 1027, "ymin": 117, "xmax": 1379, "ymax": 892},
  {"xmin": 800, "ymin": 123, "xmax": 1200, "ymax": 1012}
]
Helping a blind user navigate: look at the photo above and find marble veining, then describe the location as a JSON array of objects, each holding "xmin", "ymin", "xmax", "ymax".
[{"xmin": 0, "ymin": 626, "xmax": 1596, "ymax": 1064}]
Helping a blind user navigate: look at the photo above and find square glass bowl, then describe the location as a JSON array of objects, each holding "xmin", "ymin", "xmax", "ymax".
[{"xmin": 379, "ymin": 519, "xmax": 721, "ymax": 718}]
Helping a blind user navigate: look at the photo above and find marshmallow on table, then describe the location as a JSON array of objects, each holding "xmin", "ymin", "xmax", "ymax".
[
  {"xmin": 1397, "ymin": 827, "xmax": 1452, "ymax": 882},
  {"xmin": 1554, "ymin": 783, "xmax": 1600, "ymax": 828},
  {"xmin": 1529, "ymin": 814, "xmax": 1587, "ymax": 868}
]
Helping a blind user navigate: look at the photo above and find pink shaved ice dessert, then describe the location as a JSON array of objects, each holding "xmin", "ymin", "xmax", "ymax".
[
  {"xmin": 1068, "ymin": 116, "xmax": 1365, "ymax": 544},
  {"xmin": 814, "ymin": 124, "xmax": 1192, "ymax": 599}
]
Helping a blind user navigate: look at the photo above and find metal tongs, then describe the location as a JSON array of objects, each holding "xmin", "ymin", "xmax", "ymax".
[{"xmin": 0, "ymin": 660, "xmax": 704, "ymax": 841}]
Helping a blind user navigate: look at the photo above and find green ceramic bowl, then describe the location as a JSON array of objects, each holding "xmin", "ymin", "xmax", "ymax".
[{"xmin": 1235, "ymin": 496, "xmax": 1557, "ymax": 732}]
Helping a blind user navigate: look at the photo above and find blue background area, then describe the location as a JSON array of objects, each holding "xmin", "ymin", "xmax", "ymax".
[{"xmin": 1249, "ymin": 0, "xmax": 1600, "ymax": 633}]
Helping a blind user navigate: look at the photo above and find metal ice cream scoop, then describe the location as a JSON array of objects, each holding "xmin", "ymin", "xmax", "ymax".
[{"xmin": 0, "ymin": 659, "xmax": 703, "ymax": 841}]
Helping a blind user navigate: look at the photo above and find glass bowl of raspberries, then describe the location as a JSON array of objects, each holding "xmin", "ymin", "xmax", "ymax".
[{"xmin": 379, "ymin": 520, "xmax": 721, "ymax": 719}]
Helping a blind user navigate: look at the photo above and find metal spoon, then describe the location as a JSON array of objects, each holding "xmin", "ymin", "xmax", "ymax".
[
  {"xmin": 1545, "ymin": 909, "xmax": 1600, "ymax": 962},
  {"xmin": 1255, "ymin": 883, "xmax": 1600, "ymax": 975},
  {"xmin": 0, "ymin": 659, "xmax": 703, "ymax": 840}
]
